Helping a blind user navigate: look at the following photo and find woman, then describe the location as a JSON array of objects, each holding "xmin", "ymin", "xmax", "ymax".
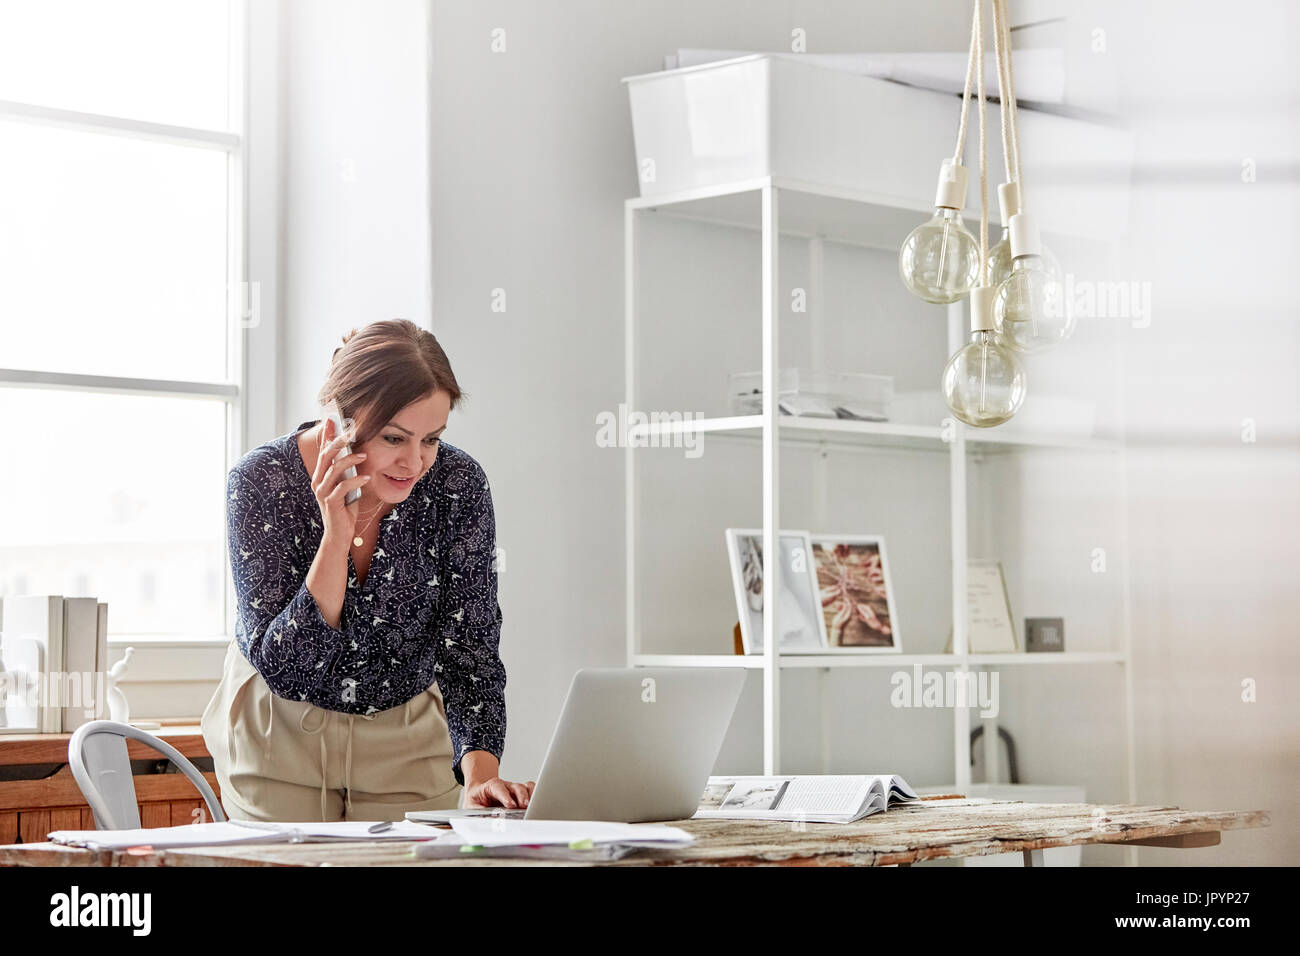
[{"xmin": 202, "ymin": 319, "xmax": 533, "ymax": 822}]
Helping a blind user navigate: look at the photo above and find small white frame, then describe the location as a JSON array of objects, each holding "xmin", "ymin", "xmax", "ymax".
[{"xmin": 725, "ymin": 529, "xmax": 828, "ymax": 655}]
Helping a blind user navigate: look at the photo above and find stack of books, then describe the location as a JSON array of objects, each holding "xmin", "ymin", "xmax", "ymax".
[{"xmin": 0, "ymin": 594, "xmax": 110, "ymax": 733}]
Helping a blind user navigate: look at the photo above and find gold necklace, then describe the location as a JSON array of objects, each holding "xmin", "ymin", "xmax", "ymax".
[{"xmin": 352, "ymin": 496, "xmax": 386, "ymax": 548}]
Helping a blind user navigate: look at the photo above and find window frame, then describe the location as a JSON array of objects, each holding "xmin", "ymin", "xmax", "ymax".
[{"xmin": 0, "ymin": 0, "xmax": 274, "ymax": 668}]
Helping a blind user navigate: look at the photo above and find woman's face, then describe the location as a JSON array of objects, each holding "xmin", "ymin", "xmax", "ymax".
[{"xmin": 350, "ymin": 390, "xmax": 451, "ymax": 504}]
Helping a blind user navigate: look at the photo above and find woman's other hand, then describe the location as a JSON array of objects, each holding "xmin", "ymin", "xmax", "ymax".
[
  {"xmin": 464, "ymin": 775, "xmax": 536, "ymax": 810},
  {"xmin": 460, "ymin": 750, "xmax": 534, "ymax": 809},
  {"xmin": 312, "ymin": 417, "xmax": 371, "ymax": 548}
]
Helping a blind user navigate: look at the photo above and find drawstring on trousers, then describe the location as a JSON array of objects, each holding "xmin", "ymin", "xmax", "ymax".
[
  {"xmin": 344, "ymin": 715, "xmax": 355, "ymax": 818},
  {"xmin": 298, "ymin": 707, "xmax": 329, "ymax": 821},
  {"xmin": 299, "ymin": 704, "xmax": 378, "ymax": 821},
  {"xmin": 262, "ymin": 689, "xmax": 275, "ymax": 763}
]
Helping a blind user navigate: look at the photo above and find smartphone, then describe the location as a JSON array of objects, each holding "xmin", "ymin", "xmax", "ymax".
[{"xmin": 321, "ymin": 399, "xmax": 362, "ymax": 505}]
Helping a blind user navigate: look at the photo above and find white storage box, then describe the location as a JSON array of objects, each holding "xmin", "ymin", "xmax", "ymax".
[
  {"xmin": 623, "ymin": 54, "xmax": 1133, "ymax": 241},
  {"xmin": 729, "ymin": 368, "xmax": 893, "ymax": 420}
]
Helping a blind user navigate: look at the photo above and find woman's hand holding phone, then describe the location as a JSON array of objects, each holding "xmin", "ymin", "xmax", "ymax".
[
  {"xmin": 312, "ymin": 417, "xmax": 371, "ymax": 550},
  {"xmin": 301, "ymin": 417, "xmax": 368, "ymax": 632}
]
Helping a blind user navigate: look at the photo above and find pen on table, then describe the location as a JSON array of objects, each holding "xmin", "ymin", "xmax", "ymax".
[{"xmin": 368, "ymin": 821, "xmax": 393, "ymax": 833}]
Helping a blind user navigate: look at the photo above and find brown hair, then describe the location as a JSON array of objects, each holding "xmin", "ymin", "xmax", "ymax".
[{"xmin": 316, "ymin": 319, "xmax": 463, "ymax": 449}]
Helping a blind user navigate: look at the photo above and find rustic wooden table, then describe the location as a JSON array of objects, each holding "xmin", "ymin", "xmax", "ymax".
[{"xmin": 0, "ymin": 796, "xmax": 1269, "ymax": 867}]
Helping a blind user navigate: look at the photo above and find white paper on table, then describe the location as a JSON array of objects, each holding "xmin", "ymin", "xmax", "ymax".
[
  {"xmin": 47, "ymin": 822, "xmax": 289, "ymax": 850},
  {"xmin": 227, "ymin": 819, "xmax": 445, "ymax": 841},
  {"xmin": 448, "ymin": 818, "xmax": 695, "ymax": 848}
]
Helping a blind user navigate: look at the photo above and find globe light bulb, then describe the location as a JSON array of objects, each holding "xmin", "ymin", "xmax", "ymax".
[
  {"xmin": 994, "ymin": 212, "xmax": 1075, "ymax": 354},
  {"xmin": 899, "ymin": 160, "xmax": 980, "ymax": 304},
  {"xmin": 943, "ymin": 286, "xmax": 1026, "ymax": 428}
]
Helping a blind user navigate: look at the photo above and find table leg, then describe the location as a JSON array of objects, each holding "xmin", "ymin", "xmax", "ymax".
[{"xmin": 1023, "ymin": 849, "xmax": 1045, "ymax": 867}]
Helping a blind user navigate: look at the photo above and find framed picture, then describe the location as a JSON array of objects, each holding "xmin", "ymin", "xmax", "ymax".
[
  {"xmin": 725, "ymin": 529, "xmax": 827, "ymax": 654},
  {"xmin": 810, "ymin": 534, "xmax": 901, "ymax": 653}
]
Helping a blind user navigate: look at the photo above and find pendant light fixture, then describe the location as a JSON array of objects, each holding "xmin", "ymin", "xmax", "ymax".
[
  {"xmin": 988, "ymin": 0, "xmax": 1074, "ymax": 353},
  {"xmin": 987, "ymin": 182, "xmax": 1060, "ymax": 286},
  {"xmin": 942, "ymin": 0, "xmax": 1026, "ymax": 427},
  {"xmin": 985, "ymin": 37, "xmax": 1058, "ymax": 289},
  {"xmin": 897, "ymin": 1, "xmax": 983, "ymax": 304}
]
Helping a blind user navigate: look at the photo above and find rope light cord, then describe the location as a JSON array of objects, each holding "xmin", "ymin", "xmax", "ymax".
[
  {"xmin": 952, "ymin": 0, "xmax": 982, "ymax": 165},
  {"xmin": 991, "ymin": 0, "xmax": 1013, "ymax": 182},
  {"xmin": 974, "ymin": 0, "xmax": 988, "ymax": 285},
  {"xmin": 1001, "ymin": 0, "xmax": 1023, "ymax": 186},
  {"xmin": 992, "ymin": 0, "xmax": 1023, "ymax": 192}
]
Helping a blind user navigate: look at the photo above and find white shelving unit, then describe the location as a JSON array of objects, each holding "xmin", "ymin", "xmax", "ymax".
[{"xmin": 624, "ymin": 176, "xmax": 1136, "ymax": 810}]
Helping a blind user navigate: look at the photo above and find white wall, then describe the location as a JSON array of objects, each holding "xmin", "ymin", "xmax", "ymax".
[
  {"xmin": 281, "ymin": 0, "xmax": 434, "ymax": 419},
  {"xmin": 1106, "ymin": 0, "xmax": 1300, "ymax": 865}
]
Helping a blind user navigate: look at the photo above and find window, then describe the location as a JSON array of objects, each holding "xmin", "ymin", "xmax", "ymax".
[{"xmin": 0, "ymin": 0, "xmax": 246, "ymax": 644}]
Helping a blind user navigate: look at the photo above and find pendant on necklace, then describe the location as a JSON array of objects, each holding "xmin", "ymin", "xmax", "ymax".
[{"xmin": 353, "ymin": 535, "xmax": 364, "ymax": 547}]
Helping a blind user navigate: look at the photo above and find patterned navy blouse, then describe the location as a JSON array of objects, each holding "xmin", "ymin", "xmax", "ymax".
[{"xmin": 225, "ymin": 420, "xmax": 506, "ymax": 786}]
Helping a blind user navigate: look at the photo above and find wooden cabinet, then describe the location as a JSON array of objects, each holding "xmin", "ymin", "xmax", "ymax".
[{"xmin": 0, "ymin": 722, "xmax": 221, "ymax": 843}]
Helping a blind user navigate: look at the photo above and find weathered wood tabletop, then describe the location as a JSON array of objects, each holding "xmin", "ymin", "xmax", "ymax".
[{"xmin": 0, "ymin": 796, "xmax": 1270, "ymax": 867}]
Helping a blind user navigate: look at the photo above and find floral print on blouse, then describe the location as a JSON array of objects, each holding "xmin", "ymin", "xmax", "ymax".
[{"xmin": 225, "ymin": 420, "xmax": 506, "ymax": 785}]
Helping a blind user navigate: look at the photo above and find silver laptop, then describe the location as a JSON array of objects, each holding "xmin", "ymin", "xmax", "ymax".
[{"xmin": 408, "ymin": 667, "xmax": 745, "ymax": 824}]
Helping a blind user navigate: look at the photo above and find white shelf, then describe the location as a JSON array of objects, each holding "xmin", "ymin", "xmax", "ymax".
[
  {"xmin": 625, "ymin": 176, "xmax": 1136, "ymax": 814},
  {"xmin": 631, "ymin": 652, "xmax": 1127, "ymax": 668},
  {"xmin": 968, "ymin": 430, "xmax": 1121, "ymax": 455},
  {"xmin": 627, "ymin": 176, "xmax": 928, "ymax": 252},
  {"xmin": 628, "ymin": 414, "xmax": 1120, "ymax": 454},
  {"xmin": 626, "ymin": 176, "xmax": 1112, "ymax": 254}
]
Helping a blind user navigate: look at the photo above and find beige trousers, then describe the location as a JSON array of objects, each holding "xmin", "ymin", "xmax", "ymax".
[{"xmin": 201, "ymin": 641, "xmax": 463, "ymax": 822}]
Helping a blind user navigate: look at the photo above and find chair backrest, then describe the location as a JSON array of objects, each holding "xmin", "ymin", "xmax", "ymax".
[{"xmin": 68, "ymin": 720, "xmax": 227, "ymax": 830}]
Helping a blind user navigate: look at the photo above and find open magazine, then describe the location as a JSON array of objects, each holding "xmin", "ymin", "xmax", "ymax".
[{"xmin": 693, "ymin": 774, "xmax": 918, "ymax": 824}]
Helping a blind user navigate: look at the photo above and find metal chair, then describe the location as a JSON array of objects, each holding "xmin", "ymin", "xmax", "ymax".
[{"xmin": 68, "ymin": 720, "xmax": 226, "ymax": 829}]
